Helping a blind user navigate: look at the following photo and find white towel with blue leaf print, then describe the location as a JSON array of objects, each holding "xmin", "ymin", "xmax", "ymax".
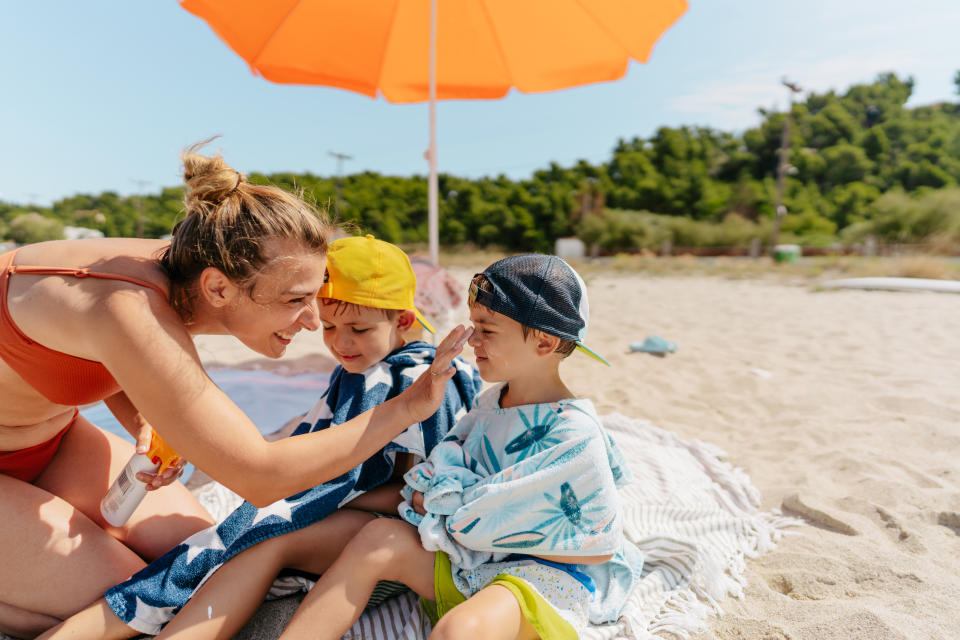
[{"xmin": 399, "ymin": 382, "xmax": 644, "ymax": 624}]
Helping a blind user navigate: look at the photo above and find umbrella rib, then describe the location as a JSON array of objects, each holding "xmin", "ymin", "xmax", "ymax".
[
  {"xmin": 476, "ymin": 0, "xmax": 517, "ymax": 92},
  {"xmin": 375, "ymin": 0, "xmax": 404, "ymax": 98},
  {"xmin": 249, "ymin": 0, "xmax": 308, "ymax": 68},
  {"xmin": 571, "ymin": 0, "xmax": 633, "ymax": 61}
]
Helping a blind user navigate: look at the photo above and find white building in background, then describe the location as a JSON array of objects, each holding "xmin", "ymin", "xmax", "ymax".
[
  {"xmin": 64, "ymin": 225, "xmax": 105, "ymax": 240},
  {"xmin": 554, "ymin": 236, "xmax": 586, "ymax": 260}
]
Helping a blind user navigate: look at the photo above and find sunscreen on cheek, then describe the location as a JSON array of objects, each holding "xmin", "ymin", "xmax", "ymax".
[{"xmin": 100, "ymin": 430, "xmax": 181, "ymax": 527}]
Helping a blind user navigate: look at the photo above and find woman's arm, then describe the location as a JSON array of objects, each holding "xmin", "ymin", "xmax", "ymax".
[
  {"xmin": 102, "ymin": 390, "xmax": 151, "ymax": 448},
  {"xmin": 94, "ymin": 296, "xmax": 470, "ymax": 507},
  {"xmin": 103, "ymin": 391, "xmax": 185, "ymax": 489}
]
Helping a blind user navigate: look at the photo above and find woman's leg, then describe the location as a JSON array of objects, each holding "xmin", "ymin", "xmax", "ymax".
[
  {"xmin": 0, "ymin": 473, "xmax": 145, "ymax": 638},
  {"xmin": 35, "ymin": 599, "xmax": 138, "ymax": 640},
  {"xmin": 156, "ymin": 509, "xmax": 377, "ymax": 640},
  {"xmin": 430, "ymin": 585, "xmax": 539, "ymax": 640},
  {"xmin": 279, "ymin": 518, "xmax": 436, "ymax": 640},
  {"xmin": 36, "ymin": 413, "xmax": 215, "ymax": 560},
  {"xmin": 1, "ymin": 414, "xmax": 213, "ymax": 638}
]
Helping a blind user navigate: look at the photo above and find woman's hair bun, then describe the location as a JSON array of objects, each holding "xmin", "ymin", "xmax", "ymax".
[{"xmin": 182, "ymin": 138, "xmax": 244, "ymax": 211}]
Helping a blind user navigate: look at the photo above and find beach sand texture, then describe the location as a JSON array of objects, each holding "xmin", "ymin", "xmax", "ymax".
[{"xmin": 9, "ymin": 271, "xmax": 957, "ymax": 639}]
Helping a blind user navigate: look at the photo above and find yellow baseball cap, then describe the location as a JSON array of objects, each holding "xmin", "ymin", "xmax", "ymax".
[{"xmin": 319, "ymin": 235, "xmax": 435, "ymax": 333}]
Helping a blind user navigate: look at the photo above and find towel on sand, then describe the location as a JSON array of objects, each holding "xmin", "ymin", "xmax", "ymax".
[{"xmin": 105, "ymin": 342, "xmax": 482, "ymax": 635}]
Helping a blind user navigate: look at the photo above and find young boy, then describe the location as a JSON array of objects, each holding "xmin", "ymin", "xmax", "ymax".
[
  {"xmin": 276, "ymin": 254, "xmax": 643, "ymax": 640},
  {"xmin": 39, "ymin": 235, "xmax": 482, "ymax": 640}
]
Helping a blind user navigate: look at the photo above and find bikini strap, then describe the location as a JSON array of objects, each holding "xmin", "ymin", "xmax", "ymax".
[{"xmin": 8, "ymin": 265, "xmax": 168, "ymax": 299}]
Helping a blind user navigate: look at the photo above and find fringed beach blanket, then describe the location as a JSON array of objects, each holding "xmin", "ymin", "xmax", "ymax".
[
  {"xmin": 398, "ymin": 382, "xmax": 642, "ymax": 625},
  {"xmin": 334, "ymin": 411, "xmax": 796, "ymax": 640},
  {"xmin": 105, "ymin": 342, "xmax": 482, "ymax": 635}
]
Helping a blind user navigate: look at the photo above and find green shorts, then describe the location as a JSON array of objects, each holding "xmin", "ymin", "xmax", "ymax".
[{"xmin": 422, "ymin": 552, "xmax": 579, "ymax": 640}]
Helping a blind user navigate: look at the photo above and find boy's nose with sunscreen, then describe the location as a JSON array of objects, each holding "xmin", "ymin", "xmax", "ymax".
[
  {"xmin": 100, "ymin": 430, "xmax": 181, "ymax": 527},
  {"xmin": 454, "ymin": 327, "xmax": 473, "ymax": 350}
]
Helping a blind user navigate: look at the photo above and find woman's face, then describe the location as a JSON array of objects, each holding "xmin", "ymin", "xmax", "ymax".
[{"xmin": 223, "ymin": 243, "xmax": 327, "ymax": 358}]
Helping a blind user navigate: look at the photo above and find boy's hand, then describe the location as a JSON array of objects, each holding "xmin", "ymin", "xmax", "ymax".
[
  {"xmin": 400, "ymin": 325, "xmax": 473, "ymax": 426},
  {"xmin": 411, "ymin": 491, "xmax": 426, "ymax": 516}
]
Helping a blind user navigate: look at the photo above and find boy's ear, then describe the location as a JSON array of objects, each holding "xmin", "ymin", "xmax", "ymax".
[
  {"xmin": 198, "ymin": 267, "xmax": 239, "ymax": 308},
  {"xmin": 534, "ymin": 331, "xmax": 562, "ymax": 357},
  {"xmin": 396, "ymin": 309, "xmax": 417, "ymax": 332}
]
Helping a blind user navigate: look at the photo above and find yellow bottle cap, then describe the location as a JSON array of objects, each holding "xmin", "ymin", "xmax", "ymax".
[{"xmin": 147, "ymin": 430, "xmax": 181, "ymax": 473}]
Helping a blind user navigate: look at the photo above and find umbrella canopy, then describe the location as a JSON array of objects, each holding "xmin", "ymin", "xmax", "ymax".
[
  {"xmin": 181, "ymin": 0, "xmax": 688, "ymax": 260},
  {"xmin": 182, "ymin": 0, "xmax": 686, "ymax": 102}
]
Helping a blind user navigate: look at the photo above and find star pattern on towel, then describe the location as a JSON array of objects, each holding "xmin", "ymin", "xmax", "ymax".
[
  {"xmin": 364, "ymin": 362, "xmax": 394, "ymax": 391},
  {"xmin": 251, "ymin": 497, "xmax": 295, "ymax": 525},
  {"xmin": 403, "ymin": 362, "xmax": 430, "ymax": 381},
  {"xmin": 183, "ymin": 527, "xmax": 226, "ymax": 564},
  {"xmin": 133, "ymin": 597, "xmax": 177, "ymax": 627}
]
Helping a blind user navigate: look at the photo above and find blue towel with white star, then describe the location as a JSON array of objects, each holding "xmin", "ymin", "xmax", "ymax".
[
  {"xmin": 105, "ymin": 341, "xmax": 482, "ymax": 635},
  {"xmin": 398, "ymin": 382, "xmax": 643, "ymax": 624}
]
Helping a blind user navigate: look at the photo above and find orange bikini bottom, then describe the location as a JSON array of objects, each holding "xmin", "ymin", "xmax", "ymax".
[{"xmin": 0, "ymin": 409, "xmax": 76, "ymax": 483}]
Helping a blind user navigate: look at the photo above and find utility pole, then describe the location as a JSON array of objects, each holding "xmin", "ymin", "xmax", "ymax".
[
  {"xmin": 768, "ymin": 78, "xmax": 803, "ymax": 253},
  {"xmin": 327, "ymin": 151, "xmax": 353, "ymax": 218},
  {"xmin": 130, "ymin": 179, "xmax": 152, "ymax": 238}
]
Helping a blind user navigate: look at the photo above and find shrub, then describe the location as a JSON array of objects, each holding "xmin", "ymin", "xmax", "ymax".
[{"xmin": 7, "ymin": 213, "xmax": 64, "ymax": 244}]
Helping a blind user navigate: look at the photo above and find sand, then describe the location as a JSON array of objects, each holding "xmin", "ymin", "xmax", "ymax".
[{"xmin": 12, "ymin": 269, "xmax": 956, "ymax": 639}]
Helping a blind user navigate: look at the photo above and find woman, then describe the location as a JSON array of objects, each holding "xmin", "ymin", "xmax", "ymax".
[{"xmin": 0, "ymin": 145, "xmax": 467, "ymax": 638}]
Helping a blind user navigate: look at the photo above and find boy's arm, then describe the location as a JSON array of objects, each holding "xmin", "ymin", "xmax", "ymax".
[
  {"xmin": 531, "ymin": 552, "xmax": 614, "ymax": 565},
  {"xmin": 344, "ymin": 451, "xmax": 418, "ymax": 514},
  {"xmin": 343, "ymin": 483, "xmax": 405, "ymax": 514}
]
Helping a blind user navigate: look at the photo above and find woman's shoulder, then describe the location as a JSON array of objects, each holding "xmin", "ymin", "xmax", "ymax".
[
  {"xmin": 15, "ymin": 237, "xmax": 168, "ymax": 265},
  {"xmin": 14, "ymin": 239, "xmax": 170, "ymax": 298},
  {"xmin": 9, "ymin": 239, "xmax": 180, "ymax": 359}
]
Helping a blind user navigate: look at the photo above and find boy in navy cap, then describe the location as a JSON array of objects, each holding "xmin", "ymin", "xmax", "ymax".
[{"xmin": 275, "ymin": 254, "xmax": 641, "ymax": 640}]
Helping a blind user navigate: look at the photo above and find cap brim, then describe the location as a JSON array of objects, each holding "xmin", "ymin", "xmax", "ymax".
[
  {"xmin": 414, "ymin": 308, "xmax": 435, "ymax": 334},
  {"xmin": 576, "ymin": 343, "xmax": 610, "ymax": 366}
]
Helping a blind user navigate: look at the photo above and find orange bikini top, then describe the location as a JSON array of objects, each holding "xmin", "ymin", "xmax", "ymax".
[{"xmin": 0, "ymin": 248, "xmax": 168, "ymax": 406}]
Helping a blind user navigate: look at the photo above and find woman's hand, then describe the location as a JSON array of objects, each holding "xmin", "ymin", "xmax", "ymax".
[
  {"xmin": 130, "ymin": 422, "xmax": 185, "ymax": 490},
  {"xmin": 399, "ymin": 325, "xmax": 473, "ymax": 426},
  {"xmin": 137, "ymin": 460, "xmax": 187, "ymax": 491}
]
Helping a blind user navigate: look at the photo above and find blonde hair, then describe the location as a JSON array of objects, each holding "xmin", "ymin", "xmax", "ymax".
[
  {"xmin": 159, "ymin": 140, "xmax": 332, "ymax": 319},
  {"xmin": 319, "ymin": 298, "xmax": 401, "ymax": 320}
]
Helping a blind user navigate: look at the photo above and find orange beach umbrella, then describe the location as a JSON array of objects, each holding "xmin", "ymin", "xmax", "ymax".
[{"xmin": 181, "ymin": 0, "xmax": 688, "ymax": 262}]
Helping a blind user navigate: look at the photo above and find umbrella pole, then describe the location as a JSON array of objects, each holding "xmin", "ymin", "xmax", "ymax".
[{"xmin": 427, "ymin": 0, "xmax": 439, "ymax": 266}]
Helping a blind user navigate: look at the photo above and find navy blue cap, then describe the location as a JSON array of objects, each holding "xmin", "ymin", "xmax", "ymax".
[{"xmin": 469, "ymin": 254, "xmax": 609, "ymax": 365}]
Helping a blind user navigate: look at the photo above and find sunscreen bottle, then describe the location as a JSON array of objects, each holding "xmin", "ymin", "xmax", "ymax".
[{"xmin": 100, "ymin": 430, "xmax": 181, "ymax": 527}]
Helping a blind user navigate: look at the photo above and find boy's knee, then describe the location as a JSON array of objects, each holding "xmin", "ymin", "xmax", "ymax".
[
  {"xmin": 430, "ymin": 610, "xmax": 483, "ymax": 640},
  {"xmin": 350, "ymin": 518, "xmax": 418, "ymax": 563}
]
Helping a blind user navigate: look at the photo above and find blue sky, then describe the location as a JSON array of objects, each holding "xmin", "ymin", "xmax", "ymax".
[{"xmin": 2, "ymin": 1, "xmax": 959, "ymax": 206}]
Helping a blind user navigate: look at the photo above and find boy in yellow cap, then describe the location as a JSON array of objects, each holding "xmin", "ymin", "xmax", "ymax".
[
  {"xmin": 71, "ymin": 235, "xmax": 483, "ymax": 640},
  {"xmin": 317, "ymin": 234, "xmax": 436, "ymax": 374}
]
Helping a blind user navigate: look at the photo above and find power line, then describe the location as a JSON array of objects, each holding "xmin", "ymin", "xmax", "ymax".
[
  {"xmin": 130, "ymin": 179, "xmax": 152, "ymax": 238},
  {"xmin": 327, "ymin": 151, "xmax": 353, "ymax": 218},
  {"xmin": 768, "ymin": 78, "xmax": 803, "ymax": 253}
]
